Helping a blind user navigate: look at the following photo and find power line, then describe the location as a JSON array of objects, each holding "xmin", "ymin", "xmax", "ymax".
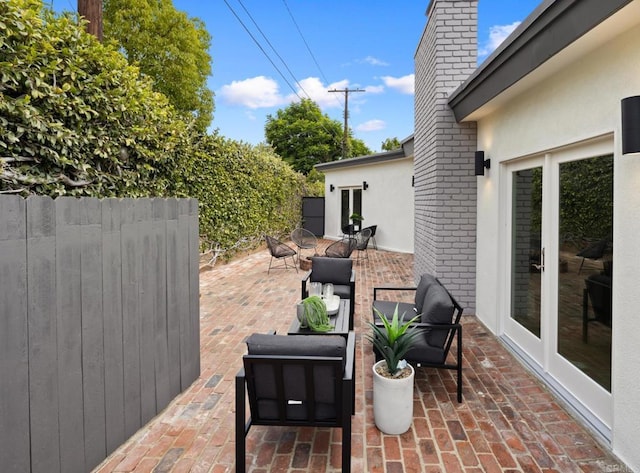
[
  {"xmin": 281, "ymin": 0, "xmax": 343, "ymax": 109},
  {"xmin": 222, "ymin": 0, "xmax": 302, "ymax": 99},
  {"xmin": 235, "ymin": 0, "xmax": 311, "ymax": 100}
]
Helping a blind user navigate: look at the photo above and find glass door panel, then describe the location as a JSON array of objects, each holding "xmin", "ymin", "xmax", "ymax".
[
  {"xmin": 557, "ymin": 155, "xmax": 613, "ymax": 391},
  {"xmin": 511, "ymin": 167, "xmax": 543, "ymax": 338}
]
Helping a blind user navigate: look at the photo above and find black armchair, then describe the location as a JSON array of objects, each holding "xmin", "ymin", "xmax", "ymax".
[
  {"xmin": 373, "ymin": 274, "xmax": 464, "ymax": 402},
  {"xmin": 582, "ymin": 269, "xmax": 612, "ymax": 343},
  {"xmin": 354, "ymin": 227, "xmax": 372, "ymax": 261},
  {"xmin": 302, "ymin": 257, "xmax": 355, "ymax": 329},
  {"xmin": 236, "ymin": 332, "xmax": 355, "ymax": 473}
]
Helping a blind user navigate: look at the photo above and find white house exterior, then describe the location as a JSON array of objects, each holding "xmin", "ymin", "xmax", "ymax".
[
  {"xmin": 316, "ymin": 136, "xmax": 414, "ymax": 254},
  {"xmin": 415, "ymin": 0, "xmax": 640, "ymax": 470}
]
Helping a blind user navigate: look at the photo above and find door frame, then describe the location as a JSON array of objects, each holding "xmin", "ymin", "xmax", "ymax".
[{"xmin": 498, "ymin": 134, "xmax": 614, "ymax": 438}]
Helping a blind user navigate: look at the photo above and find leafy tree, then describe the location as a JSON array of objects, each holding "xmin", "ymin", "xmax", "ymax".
[
  {"xmin": 103, "ymin": 0, "xmax": 214, "ymax": 132},
  {"xmin": 351, "ymin": 137, "xmax": 372, "ymax": 157},
  {"xmin": 381, "ymin": 137, "xmax": 401, "ymax": 151},
  {"xmin": 265, "ymin": 99, "xmax": 372, "ymax": 174}
]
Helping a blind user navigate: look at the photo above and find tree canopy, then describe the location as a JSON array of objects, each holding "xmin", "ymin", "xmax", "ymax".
[
  {"xmin": 103, "ymin": 0, "xmax": 214, "ymax": 132},
  {"xmin": 265, "ymin": 99, "xmax": 372, "ymax": 174},
  {"xmin": 381, "ymin": 137, "xmax": 401, "ymax": 151}
]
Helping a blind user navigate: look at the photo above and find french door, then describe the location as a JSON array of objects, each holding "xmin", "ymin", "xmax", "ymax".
[
  {"xmin": 503, "ymin": 137, "xmax": 614, "ymax": 432},
  {"xmin": 340, "ymin": 187, "xmax": 362, "ymax": 230}
]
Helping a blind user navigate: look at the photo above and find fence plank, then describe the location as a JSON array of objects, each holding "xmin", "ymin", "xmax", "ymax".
[
  {"xmin": 102, "ymin": 199, "xmax": 125, "ymax": 455},
  {"xmin": 165, "ymin": 199, "xmax": 181, "ymax": 398},
  {"xmin": 152, "ymin": 199, "xmax": 171, "ymax": 410},
  {"xmin": 177, "ymin": 200, "xmax": 192, "ymax": 389},
  {"xmin": 26, "ymin": 197, "xmax": 61, "ymax": 473},
  {"xmin": 121, "ymin": 198, "xmax": 142, "ymax": 438},
  {"xmin": 80, "ymin": 198, "xmax": 107, "ymax": 471},
  {"xmin": 137, "ymin": 200, "xmax": 157, "ymax": 425},
  {"xmin": 0, "ymin": 196, "xmax": 30, "ymax": 473},
  {"xmin": 55, "ymin": 197, "xmax": 86, "ymax": 473},
  {"xmin": 188, "ymin": 199, "xmax": 201, "ymax": 383}
]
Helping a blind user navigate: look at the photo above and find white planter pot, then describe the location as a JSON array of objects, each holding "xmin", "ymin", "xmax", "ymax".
[{"xmin": 372, "ymin": 360, "xmax": 415, "ymax": 434}]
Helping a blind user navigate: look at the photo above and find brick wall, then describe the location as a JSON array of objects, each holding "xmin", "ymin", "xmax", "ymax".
[{"xmin": 414, "ymin": 0, "xmax": 478, "ymax": 311}]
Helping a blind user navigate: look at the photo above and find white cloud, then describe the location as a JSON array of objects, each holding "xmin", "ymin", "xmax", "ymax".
[
  {"xmin": 364, "ymin": 85, "xmax": 385, "ymax": 94},
  {"xmin": 360, "ymin": 56, "xmax": 389, "ymax": 67},
  {"xmin": 381, "ymin": 74, "xmax": 414, "ymax": 95},
  {"xmin": 478, "ymin": 21, "xmax": 521, "ymax": 59},
  {"xmin": 218, "ymin": 76, "xmax": 285, "ymax": 109},
  {"xmin": 356, "ymin": 119, "xmax": 386, "ymax": 132},
  {"xmin": 288, "ymin": 77, "xmax": 350, "ymax": 109}
]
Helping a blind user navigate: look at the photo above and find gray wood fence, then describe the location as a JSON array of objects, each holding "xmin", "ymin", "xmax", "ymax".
[{"xmin": 0, "ymin": 196, "xmax": 200, "ymax": 473}]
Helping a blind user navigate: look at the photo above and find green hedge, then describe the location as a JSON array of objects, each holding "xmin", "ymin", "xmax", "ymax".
[{"xmin": 1, "ymin": 0, "xmax": 315, "ymax": 260}]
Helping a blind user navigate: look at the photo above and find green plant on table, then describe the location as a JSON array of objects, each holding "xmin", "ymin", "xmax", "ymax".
[
  {"xmin": 367, "ymin": 304, "xmax": 421, "ymax": 377},
  {"xmin": 300, "ymin": 296, "xmax": 333, "ymax": 332}
]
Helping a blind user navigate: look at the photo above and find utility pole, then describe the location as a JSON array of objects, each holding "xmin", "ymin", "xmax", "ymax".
[
  {"xmin": 78, "ymin": 0, "xmax": 103, "ymax": 41},
  {"xmin": 329, "ymin": 88, "xmax": 364, "ymax": 158}
]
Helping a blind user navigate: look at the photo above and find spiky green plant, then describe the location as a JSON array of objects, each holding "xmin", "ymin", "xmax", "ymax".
[{"xmin": 367, "ymin": 304, "xmax": 421, "ymax": 376}]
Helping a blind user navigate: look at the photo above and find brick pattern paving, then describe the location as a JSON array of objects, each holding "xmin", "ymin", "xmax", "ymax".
[{"xmin": 94, "ymin": 241, "xmax": 627, "ymax": 473}]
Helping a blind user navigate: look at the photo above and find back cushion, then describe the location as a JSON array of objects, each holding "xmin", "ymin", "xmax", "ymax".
[
  {"xmin": 415, "ymin": 273, "xmax": 437, "ymax": 314},
  {"xmin": 310, "ymin": 257, "xmax": 353, "ymax": 284},
  {"xmin": 245, "ymin": 334, "xmax": 346, "ymax": 407},
  {"xmin": 421, "ymin": 283, "xmax": 454, "ymax": 348}
]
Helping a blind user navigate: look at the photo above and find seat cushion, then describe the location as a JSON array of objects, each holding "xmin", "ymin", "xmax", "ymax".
[
  {"xmin": 415, "ymin": 273, "xmax": 438, "ymax": 314},
  {"xmin": 333, "ymin": 284, "xmax": 351, "ymax": 300},
  {"xmin": 372, "ymin": 301, "xmax": 417, "ymax": 323},
  {"xmin": 310, "ymin": 257, "xmax": 353, "ymax": 284},
  {"xmin": 421, "ymin": 283, "xmax": 454, "ymax": 348}
]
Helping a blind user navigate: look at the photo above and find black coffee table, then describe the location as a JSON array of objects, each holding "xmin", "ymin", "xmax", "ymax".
[{"xmin": 288, "ymin": 299, "xmax": 350, "ymax": 338}]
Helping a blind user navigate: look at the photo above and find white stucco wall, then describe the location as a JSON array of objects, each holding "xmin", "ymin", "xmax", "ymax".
[
  {"xmin": 322, "ymin": 157, "xmax": 414, "ymax": 253},
  {"xmin": 474, "ymin": 19, "xmax": 640, "ymax": 470}
]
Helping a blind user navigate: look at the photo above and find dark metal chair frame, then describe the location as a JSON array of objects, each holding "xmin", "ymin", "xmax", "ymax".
[
  {"xmin": 236, "ymin": 332, "xmax": 355, "ymax": 473},
  {"xmin": 324, "ymin": 237, "xmax": 357, "ymax": 258},
  {"xmin": 373, "ymin": 280, "xmax": 464, "ymax": 402},
  {"xmin": 354, "ymin": 227, "xmax": 372, "ymax": 262},
  {"xmin": 362, "ymin": 225, "xmax": 378, "ymax": 250},
  {"xmin": 291, "ymin": 227, "xmax": 318, "ymax": 264},
  {"xmin": 582, "ymin": 275, "xmax": 612, "ymax": 343},
  {"xmin": 265, "ymin": 235, "xmax": 298, "ymax": 274}
]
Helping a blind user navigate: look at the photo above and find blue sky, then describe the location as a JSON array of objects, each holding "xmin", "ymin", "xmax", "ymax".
[{"xmin": 53, "ymin": 0, "xmax": 541, "ymax": 152}]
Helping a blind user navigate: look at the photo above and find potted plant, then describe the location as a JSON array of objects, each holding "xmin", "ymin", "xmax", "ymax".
[
  {"xmin": 297, "ymin": 295, "xmax": 333, "ymax": 332},
  {"xmin": 367, "ymin": 304, "xmax": 421, "ymax": 434},
  {"xmin": 349, "ymin": 213, "xmax": 364, "ymax": 231}
]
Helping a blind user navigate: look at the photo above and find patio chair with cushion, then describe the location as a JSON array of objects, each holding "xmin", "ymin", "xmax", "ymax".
[
  {"xmin": 325, "ymin": 237, "xmax": 357, "ymax": 258},
  {"xmin": 265, "ymin": 235, "xmax": 298, "ymax": 274},
  {"xmin": 236, "ymin": 331, "xmax": 355, "ymax": 473},
  {"xmin": 302, "ymin": 256, "xmax": 355, "ymax": 328},
  {"xmin": 372, "ymin": 274, "xmax": 464, "ymax": 402},
  {"xmin": 291, "ymin": 227, "xmax": 318, "ymax": 264}
]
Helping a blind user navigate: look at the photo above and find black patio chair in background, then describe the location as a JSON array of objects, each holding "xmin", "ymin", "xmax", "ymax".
[
  {"xmin": 576, "ymin": 237, "xmax": 609, "ymax": 273},
  {"xmin": 236, "ymin": 332, "xmax": 355, "ymax": 473},
  {"xmin": 265, "ymin": 235, "xmax": 297, "ymax": 274},
  {"xmin": 362, "ymin": 225, "xmax": 378, "ymax": 250},
  {"xmin": 354, "ymin": 227, "xmax": 372, "ymax": 261},
  {"xmin": 291, "ymin": 227, "xmax": 318, "ymax": 264},
  {"xmin": 325, "ymin": 237, "xmax": 357, "ymax": 258}
]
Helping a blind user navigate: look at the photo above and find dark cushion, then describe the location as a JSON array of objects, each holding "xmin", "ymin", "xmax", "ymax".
[
  {"xmin": 310, "ymin": 257, "xmax": 353, "ymax": 285},
  {"xmin": 421, "ymin": 283, "xmax": 454, "ymax": 348},
  {"xmin": 246, "ymin": 333, "xmax": 346, "ymax": 359},
  {"xmin": 245, "ymin": 334, "xmax": 346, "ymax": 416},
  {"xmin": 415, "ymin": 273, "xmax": 437, "ymax": 314},
  {"xmin": 372, "ymin": 301, "xmax": 417, "ymax": 323},
  {"xmin": 333, "ymin": 284, "xmax": 351, "ymax": 300}
]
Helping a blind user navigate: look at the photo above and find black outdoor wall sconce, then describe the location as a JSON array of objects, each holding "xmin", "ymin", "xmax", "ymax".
[
  {"xmin": 362, "ymin": 181, "xmax": 369, "ymax": 190},
  {"xmin": 329, "ymin": 184, "xmax": 335, "ymax": 192},
  {"xmin": 474, "ymin": 151, "xmax": 491, "ymax": 176},
  {"xmin": 622, "ymin": 96, "xmax": 640, "ymax": 154}
]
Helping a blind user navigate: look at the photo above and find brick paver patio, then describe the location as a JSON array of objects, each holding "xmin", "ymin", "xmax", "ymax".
[{"xmin": 94, "ymin": 240, "xmax": 627, "ymax": 472}]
